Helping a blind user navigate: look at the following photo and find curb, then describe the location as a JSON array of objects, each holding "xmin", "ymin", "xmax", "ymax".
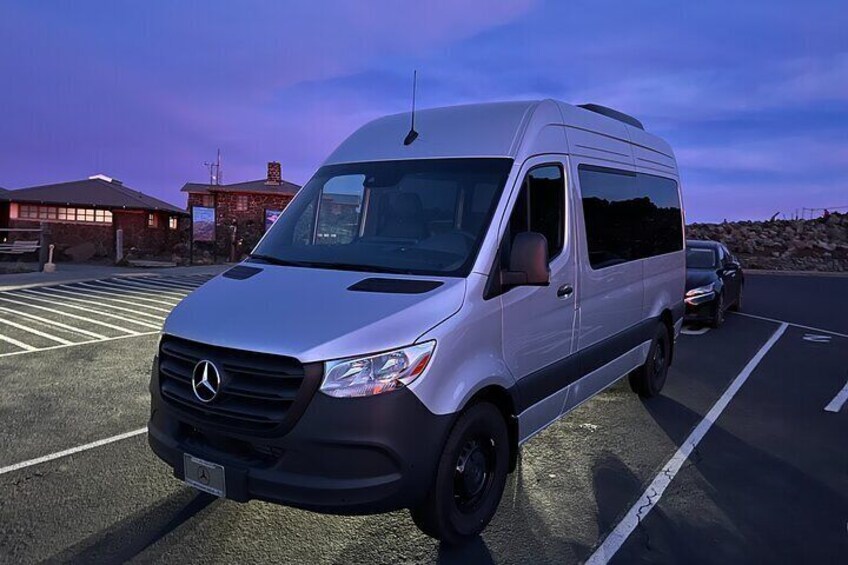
[{"xmin": 745, "ymin": 269, "xmax": 848, "ymax": 278}]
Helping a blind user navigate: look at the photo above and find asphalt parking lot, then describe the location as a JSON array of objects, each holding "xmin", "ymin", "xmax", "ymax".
[{"xmin": 0, "ymin": 272, "xmax": 846, "ymax": 564}]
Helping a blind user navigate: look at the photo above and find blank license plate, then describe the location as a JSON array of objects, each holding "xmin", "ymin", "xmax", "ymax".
[{"xmin": 184, "ymin": 454, "xmax": 226, "ymax": 498}]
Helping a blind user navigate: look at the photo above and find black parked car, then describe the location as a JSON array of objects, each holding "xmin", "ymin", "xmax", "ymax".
[{"xmin": 684, "ymin": 240, "xmax": 744, "ymax": 327}]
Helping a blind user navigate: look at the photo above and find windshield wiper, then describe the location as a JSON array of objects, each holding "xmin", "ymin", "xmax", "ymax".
[
  {"xmin": 305, "ymin": 262, "xmax": 416, "ymax": 275},
  {"xmin": 250, "ymin": 255, "xmax": 415, "ymax": 275}
]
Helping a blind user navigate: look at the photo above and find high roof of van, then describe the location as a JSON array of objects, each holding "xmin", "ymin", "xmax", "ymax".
[{"xmin": 324, "ymin": 99, "xmax": 676, "ymax": 174}]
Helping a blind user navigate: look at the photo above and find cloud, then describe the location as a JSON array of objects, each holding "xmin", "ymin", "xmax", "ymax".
[
  {"xmin": 677, "ymin": 137, "xmax": 848, "ymax": 175},
  {"xmin": 0, "ymin": 0, "xmax": 845, "ymax": 222}
]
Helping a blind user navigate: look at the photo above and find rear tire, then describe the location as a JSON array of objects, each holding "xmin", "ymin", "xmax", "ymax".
[
  {"xmin": 710, "ymin": 292, "xmax": 725, "ymax": 328},
  {"xmin": 629, "ymin": 324, "xmax": 671, "ymax": 398},
  {"xmin": 729, "ymin": 285, "xmax": 743, "ymax": 312},
  {"xmin": 410, "ymin": 402, "xmax": 509, "ymax": 545}
]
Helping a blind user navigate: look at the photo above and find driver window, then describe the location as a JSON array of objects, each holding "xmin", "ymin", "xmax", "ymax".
[
  {"xmin": 314, "ymin": 175, "xmax": 365, "ymax": 245},
  {"xmin": 504, "ymin": 165, "xmax": 564, "ymax": 264}
]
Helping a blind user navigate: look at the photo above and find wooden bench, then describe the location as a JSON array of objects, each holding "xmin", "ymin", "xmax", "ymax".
[{"xmin": 0, "ymin": 240, "xmax": 41, "ymax": 255}]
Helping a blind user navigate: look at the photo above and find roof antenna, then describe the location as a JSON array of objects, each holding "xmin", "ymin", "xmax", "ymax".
[{"xmin": 403, "ymin": 70, "xmax": 419, "ymax": 146}]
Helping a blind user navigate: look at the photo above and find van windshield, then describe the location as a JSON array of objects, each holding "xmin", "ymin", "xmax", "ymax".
[{"xmin": 252, "ymin": 158, "xmax": 513, "ymax": 276}]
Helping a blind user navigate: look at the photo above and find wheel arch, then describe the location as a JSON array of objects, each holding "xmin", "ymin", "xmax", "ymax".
[
  {"xmin": 464, "ymin": 385, "xmax": 520, "ymax": 473},
  {"xmin": 659, "ymin": 308, "xmax": 675, "ymax": 366}
]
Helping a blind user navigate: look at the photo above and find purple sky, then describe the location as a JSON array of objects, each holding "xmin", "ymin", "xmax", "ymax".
[{"xmin": 1, "ymin": 1, "xmax": 846, "ymax": 222}]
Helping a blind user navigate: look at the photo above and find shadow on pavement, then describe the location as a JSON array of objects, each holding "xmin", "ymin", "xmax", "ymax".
[
  {"xmin": 626, "ymin": 394, "xmax": 848, "ymax": 563},
  {"xmin": 45, "ymin": 488, "xmax": 217, "ymax": 563},
  {"xmin": 482, "ymin": 454, "xmax": 592, "ymax": 563},
  {"xmin": 436, "ymin": 536, "xmax": 495, "ymax": 564},
  {"xmin": 591, "ymin": 452, "xmax": 643, "ymax": 537}
]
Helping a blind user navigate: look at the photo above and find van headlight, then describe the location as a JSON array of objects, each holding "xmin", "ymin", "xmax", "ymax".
[{"xmin": 320, "ymin": 342, "xmax": 436, "ymax": 398}]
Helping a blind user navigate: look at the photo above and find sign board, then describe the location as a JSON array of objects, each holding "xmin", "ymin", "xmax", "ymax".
[
  {"xmin": 192, "ymin": 206, "xmax": 216, "ymax": 242},
  {"xmin": 265, "ymin": 209, "xmax": 283, "ymax": 232}
]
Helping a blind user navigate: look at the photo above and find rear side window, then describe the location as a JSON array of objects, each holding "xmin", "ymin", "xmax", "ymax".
[
  {"xmin": 578, "ymin": 165, "xmax": 682, "ymax": 269},
  {"xmin": 505, "ymin": 165, "xmax": 565, "ymax": 262},
  {"xmin": 639, "ymin": 174, "xmax": 684, "ymax": 256}
]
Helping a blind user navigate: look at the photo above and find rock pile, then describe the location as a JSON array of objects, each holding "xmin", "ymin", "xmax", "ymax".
[{"xmin": 687, "ymin": 212, "xmax": 848, "ymax": 272}]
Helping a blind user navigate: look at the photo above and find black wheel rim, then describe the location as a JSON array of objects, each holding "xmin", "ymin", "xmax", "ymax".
[{"xmin": 453, "ymin": 436, "xmax": 496, "ymax": 513}]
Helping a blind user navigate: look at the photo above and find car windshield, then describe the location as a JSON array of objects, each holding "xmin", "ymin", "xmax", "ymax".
[
  {"xmin": 686, "ymin": 247, "xmax": 718, "ymax": 269},
  {"xmin": 252, "ymin": 158, "xmax": 513, "ymax": 276}
]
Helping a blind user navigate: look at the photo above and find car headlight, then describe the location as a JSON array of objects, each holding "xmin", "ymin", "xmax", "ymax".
[
  {"xmin": 686, "ymin": 282, "xmax": 716, "ymax": 297},
  {"xmin": 320, "ymin": 341, "xmax": 436, "ymax": 398}
]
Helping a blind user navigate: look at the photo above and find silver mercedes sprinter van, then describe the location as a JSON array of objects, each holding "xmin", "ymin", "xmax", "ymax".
[{"xmin": 149, "ymin": 100, "xmax": 685, "ymax": 544}]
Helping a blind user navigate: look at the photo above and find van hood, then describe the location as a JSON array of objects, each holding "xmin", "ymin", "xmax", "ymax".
[{"xmin": 163, "ymin": 265, "xmax": 465, "ymax": 363}]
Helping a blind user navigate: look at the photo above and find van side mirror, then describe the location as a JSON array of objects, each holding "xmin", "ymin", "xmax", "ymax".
[{"xmin": 501, "ymin": 232, "xmax": 550, "ymax": 287}]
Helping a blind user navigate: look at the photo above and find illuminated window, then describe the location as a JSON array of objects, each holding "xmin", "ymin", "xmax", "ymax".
[
  {"xmin": 169, "ymin": 216, "xmax": 178, "ymax": 230},
  {"xmin": 148, "ymin": 213, "xmax": 158, "ymax": 228},
  {"xmin": 236, "ymin": 194, "xmax": 249, "ymax": 211},
  {"xmin": 13, "ymin": 205, "xmax": 112, "ymax": 224}
]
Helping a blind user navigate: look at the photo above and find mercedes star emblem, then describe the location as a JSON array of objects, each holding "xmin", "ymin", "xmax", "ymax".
[{"xmin": 191, "ymin": 360, "xmax": 221, "ymax": 403}]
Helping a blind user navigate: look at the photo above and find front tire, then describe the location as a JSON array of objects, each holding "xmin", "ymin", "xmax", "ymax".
[
  {"xmin": 629, "ymin": 323, "xmax": 671, "ymax": 398},
  {"xmin": 410, "ymin": 402, "xmax": 509, "ymax": 545}
]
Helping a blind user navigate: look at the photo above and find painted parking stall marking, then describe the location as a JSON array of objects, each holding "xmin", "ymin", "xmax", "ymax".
[
  {"xmin": 824, "ymin": 376, "xmax": 848, "ymax": 413},
  {"xmin": 680, "ymin": 326, "xmax": 711, "ymax": 336},
  {"xmin": 0, "ymin": 274, "xmax": 214, "ymax": 357},
  {"xmin": 803, "ymin": 333, "xmax": 833, "ymax": 343},
  {"xmin": 587, "ymin": 322, "xmax": 789, "ymax": 564}
]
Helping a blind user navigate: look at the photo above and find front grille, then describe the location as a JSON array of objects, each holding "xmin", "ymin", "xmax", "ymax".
[{"xmin": 158, "ymin": 335, "xmax": 320, "ymax": 435}]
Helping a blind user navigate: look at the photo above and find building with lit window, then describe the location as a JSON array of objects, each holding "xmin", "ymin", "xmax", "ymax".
[
  {"xmin": 181, "ymin": 161, "xmax": 300, "ymax": 257},
  {"xmin": 0, "ymin": 174, "xmax": 188, "ymax": 261}
]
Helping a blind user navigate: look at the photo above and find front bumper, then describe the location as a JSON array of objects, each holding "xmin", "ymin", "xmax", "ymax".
[
  {"xmin": 684, "ymin": 292, "xmax": 717, "ymax": 322},
  {"xmin": 148, "ymin": 360, "xmax": 453, "ymax": 515}
]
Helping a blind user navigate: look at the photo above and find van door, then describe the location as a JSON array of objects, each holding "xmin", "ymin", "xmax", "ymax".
[
  {"xmin": 565, "ymin": 160, "xmax": 645, "ymax": 408},
  {"xmin": 499, "ymin": 158, "xmax": 578, "ymax": 441}
]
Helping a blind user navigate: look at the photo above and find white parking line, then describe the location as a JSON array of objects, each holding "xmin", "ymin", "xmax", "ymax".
[
  {"xmin": 824, "ymin": 379, "xmax": 848, "ymax": 413},
  {"xmin": 0, "ymin": 295, "xmax": 140, "ymax": 334},
  {"xmin": 681, "ymin": 326, "xmax": 711, "ymax": 336},
  {"xmin": 586, "ymin": 323, "xmax": 788, "ymax": 564},
  {"xmin": 100, "ymin": 277, "xmax": 191, "ymax": 296},
  {"xmin": 21, "ymin": 287, "xmax": 166, "ymax": 321},
  {"xmin": 75, "ymin": 281, "xmax": 180, "ymax": 306},
  {"xmin": 0, "ymin": 292, "xmax": 161, "ymax": 330},
  {"xmin": 733, "ymin": 312, "xmax": 848, "ymax": 339},
  {"xmin": 52, "ymin": 284, "xmax": 175, "ymax": 312},
  {"xmin": 0, "ymin": 274, "xmax": 207, "ymax": 358},
  {"xmin": 802, "ymin": 333, "xmax": 832, "ymax": 343},
  {"xmin": 0, "ymin": 305, "xmax": 107, "ymax": 340},
  {"xmin": 115, "ymin": 278, "xmax": 198, "ymax": 294},
  {"xmin": 85, "ymin": 281, "xmax": 188, "ymax": 302},
  {"xmin": 0, "ymin": 317, "xmax": 74, "ymax": 345},
  {"xmin": 76, "ymin": 279, "xmax": 184, "ymax": 302},
  {"xmin": 0, "ymin": 427, "xmax": 148, "ymax": 476},
  {"xmin": 137, "ymin": 277, "xmax": 210, "ymax": 290},
  {"xmin": 0, "ymin": 331, "xmax": 159, "ymax": 359},
  {"xmin": 0, "ymin": 332, "xmax": 37, "ymax": 351}
]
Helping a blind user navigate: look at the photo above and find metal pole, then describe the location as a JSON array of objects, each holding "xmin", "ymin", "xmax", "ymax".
[{"xmin": 38, "ymin": 222, "xmax": 48, "ymax": 271}]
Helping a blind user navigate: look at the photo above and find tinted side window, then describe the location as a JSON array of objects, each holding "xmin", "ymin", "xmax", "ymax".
[
  {"xmin": 637, "ymin": 173, "xmax": 683, "ymax": 256},
  {"xmin": 505, "ymin": 165, "xmax": 565, "ymax": 262},
  {"xmin": 578, "ymin": 166, "xmax": 639, "ymax": 268},
  {"xmin": 578, "ymin": 165, "xmax": 682, "ymax": 269}
]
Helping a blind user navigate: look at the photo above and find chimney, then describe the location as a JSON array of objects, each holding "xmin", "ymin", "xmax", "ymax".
[{"xmin": 266, "ymin": 161, "xmax": 282, "ymax": 185}]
